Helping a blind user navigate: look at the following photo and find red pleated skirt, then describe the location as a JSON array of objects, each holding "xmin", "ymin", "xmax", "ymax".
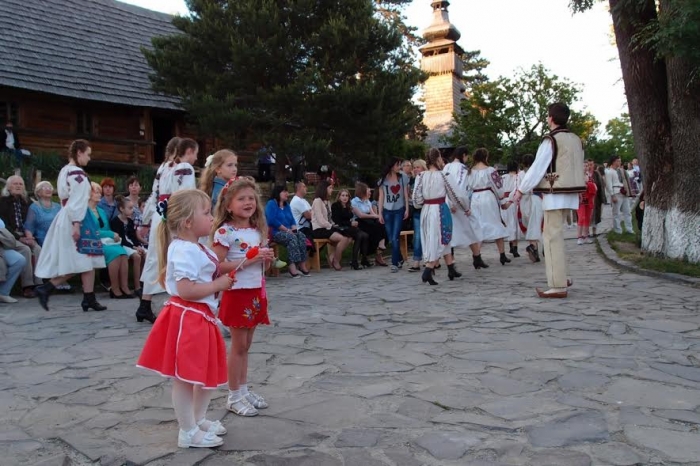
[
  {"xmin": 136, "ymin": 297, "xmax": 227, "ymax": 388},
  {"xmin": 219, "ymin": 288, "xmax": 270, "ymax": 329}
]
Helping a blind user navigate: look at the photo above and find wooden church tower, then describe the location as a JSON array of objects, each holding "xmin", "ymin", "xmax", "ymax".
[{"xmin": 420, "ymin": 0, "xmax": 465, "ymax": 148}]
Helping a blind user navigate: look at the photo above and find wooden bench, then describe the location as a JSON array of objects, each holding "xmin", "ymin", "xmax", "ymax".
[
  {"xmin": 310, "ymin": 239, "xmax": 336, "ymax": 272},
  {"xmin": 400, "ymin": 230, "xmax": 414, "ymax": 262}
]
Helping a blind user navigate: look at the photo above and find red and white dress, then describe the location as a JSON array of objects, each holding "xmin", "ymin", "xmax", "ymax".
[
  {"xmin": 213, "ymin": 225, "xmax": 270, "ymax": 329},
  {"xmin": 137, "ymin": 239, "xmax": 227, "ymax": 388}
]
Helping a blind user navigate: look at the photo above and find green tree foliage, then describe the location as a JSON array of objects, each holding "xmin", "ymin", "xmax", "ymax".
[
  {"xmin": 570, "ymin": 0, "xmax": 700, "ymax": 262},
  {"xmin": 583, "ymin": 113, "xmax": 634, "ymax": 163},
  {"xmin": 144, "ymin": 0, "xmax": 424, "ymax": 181},
  {"xmin": 448, "ymin": 63, "xmax": 595, "ymax": 163}
]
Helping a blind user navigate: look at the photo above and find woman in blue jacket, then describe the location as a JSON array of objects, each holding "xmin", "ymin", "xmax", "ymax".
[{"xmin": 265, "ymin": 185, "xmax": 310, "ymax": 278}]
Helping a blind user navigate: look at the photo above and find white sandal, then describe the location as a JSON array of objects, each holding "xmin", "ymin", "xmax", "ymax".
[
  {"xmin": 227, "ymin": 396, "xmax": 258, "ymax": 417},
  {"xmin": 197, "ymin": 418, "xmax": 227, "ymax": 435},
  {"xmin": 245, "ymin": 391, "xmax": 268, "ymax": 409},
  {"xmin": 178, "ymin": 427, "xmax": 223, "ymax": 448}
]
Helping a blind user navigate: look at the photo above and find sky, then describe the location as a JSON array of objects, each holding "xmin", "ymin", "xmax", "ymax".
[{"xmin": 120, "ymin": 0, "xmax": 627, "ymax": 127}]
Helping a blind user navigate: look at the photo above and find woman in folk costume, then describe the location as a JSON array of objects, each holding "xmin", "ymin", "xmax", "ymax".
[
  {"xmin": 442, "ymin": 146, "xmax": 488, "ymax": 270},
  {"xmin": 412, "ymin": 148, "xmax": 471, "ymax": 285},
  {"xmin": 467, "ymin": 148, "xmax": 511, "ymax": 266},
  {"xmin": 517, "ymin": 154, "xmax": 544, "ymax": 262},
  {"xmin": 34, "ymin": 140, "xmax": 107, "ymax": 312},
  {"xmin": 500, "ymin": 161, "xmax": 521, "ymax": 258},
  {"xmin": 137, "ymin": 138, "xmax": 198, "ymax": 324}
]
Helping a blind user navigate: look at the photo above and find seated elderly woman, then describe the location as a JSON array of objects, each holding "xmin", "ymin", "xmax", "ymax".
[
  {"xmin": 24, "ymin": 181, "xmax": 61, "ymax": 247},
  {"xmin": 88, "ymin": 182, "xmax": 133, "ymax": 299},
  {"xmin": 0, "ymin": 175, "xmax": 43, "ymax": 297},
  {"xmin": 265, "ymin": 185, "xmax": 310, "ymax": 278}
]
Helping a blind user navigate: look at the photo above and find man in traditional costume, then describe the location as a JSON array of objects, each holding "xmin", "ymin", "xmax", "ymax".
[
  {"xmin": 513, "ymin": 103, "xmax": 585, "ymax": 298},
  {"xmin": 605, "ymin": 156, "xmax": 635, "ymax": 234}
]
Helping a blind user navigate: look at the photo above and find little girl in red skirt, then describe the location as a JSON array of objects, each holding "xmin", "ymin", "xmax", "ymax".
[
  {"xmin": 211, "ymin": 177, "xmax": 274, "ymax": 417},
  {"xmin": 137, "ymin": 190, "xmax": 234, "ymax": 449}
]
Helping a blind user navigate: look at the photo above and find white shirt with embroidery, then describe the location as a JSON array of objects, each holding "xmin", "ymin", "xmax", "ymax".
[
  {"xmin": 213, "ymin": 225, "xmax": 263, "ymax": 290},
  {"xmin": 165, "ymin": 239, "xmax": 220, "ymax": 313}
]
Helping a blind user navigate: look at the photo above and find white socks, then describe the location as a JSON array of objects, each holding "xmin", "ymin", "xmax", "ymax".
[{"xmin": 240, "ymin": 384, "xmax": 249, "ymax": 396}]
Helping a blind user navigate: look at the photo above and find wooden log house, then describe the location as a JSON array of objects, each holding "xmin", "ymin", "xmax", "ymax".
[{"xmin": 0, "ymin": 0, "xmax": 214, "ymax": 170}]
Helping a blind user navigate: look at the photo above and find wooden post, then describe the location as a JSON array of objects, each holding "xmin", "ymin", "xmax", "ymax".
[
  {"xmin": 34, "ymin": 170, "xmax": 42, "ymax": 186},
  {"xmin": 14, "ymin": 168, "xmax": 21, "ymax": 176},
  {"xmin": 143, "ymin": 108, "xmax": 153, "ymax": 165}
]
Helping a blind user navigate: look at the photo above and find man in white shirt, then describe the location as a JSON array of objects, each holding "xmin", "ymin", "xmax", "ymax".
[
  {"xmin": 3, "ymin": 122, "xmax": 31, "ymax": 164},
  {"xmin": 290, "ymin": 181, "xmax": 313, "ymax": 241},
  {"xmin": 605, "ymin": 156, "xmax": 634, "ymax": 234},
  {"xmin": 514, "ymin": 103, "xmax": 583, "ymax": 298}
]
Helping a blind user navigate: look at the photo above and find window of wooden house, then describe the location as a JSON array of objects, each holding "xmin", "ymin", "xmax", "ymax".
[
  {"xmin": 1, "ymin": 102, "xmax": 19, "ymax": 125},
  {"xmin": 77, "ymin": 111, "xmax": 93, "ymax": 135}
]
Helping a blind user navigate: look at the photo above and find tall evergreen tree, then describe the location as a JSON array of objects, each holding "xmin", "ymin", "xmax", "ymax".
[{"xmin": 144, "ymin": 0, "xmax": 424, "ymax": 182}]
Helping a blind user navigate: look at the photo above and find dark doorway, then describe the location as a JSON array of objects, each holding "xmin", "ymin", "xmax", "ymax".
[{"xmin": 152, "ymin": 116, "xmax": 175, "ymax": 164}]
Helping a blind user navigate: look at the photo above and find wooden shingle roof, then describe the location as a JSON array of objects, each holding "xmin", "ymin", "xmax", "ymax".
[{"xmin": 0, "ymin": 0, "xmax": 181, "ymax": 109}]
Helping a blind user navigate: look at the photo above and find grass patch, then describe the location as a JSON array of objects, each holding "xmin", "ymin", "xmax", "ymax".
[{"xmin": 606, "ymin": 229, "xmax": 700, "ymax": 278}]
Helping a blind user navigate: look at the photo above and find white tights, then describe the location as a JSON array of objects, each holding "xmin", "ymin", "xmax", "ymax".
[{"xmin": 172, "ymin": 379, "xmax": 215, "ymax": 434}]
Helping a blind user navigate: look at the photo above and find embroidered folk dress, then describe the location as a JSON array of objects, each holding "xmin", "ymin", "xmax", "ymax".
[
  {"xmin": 35, "ymin": 164, "xmax": 106, "ymax": 278},
  {"xmin": 137, "ymin": 239, "xmax": 227, "ymax": 388},
  {"xmin": 467, "ymin": 167, "xmax": 509, "ymax": 242},
  {"xmin": 517, "ymin": 169, "xmax": 544, "ymax": 241},
  {"xmin": 140, "ymin": 162, "xmax": 196, "ymax": 295},
  {"xmin": 413, "ymin": 170, "xmax": 469, "ymax": 262},
  {"xmin": 442, "ymin": 160, "xmax": 482, "ymax": 248},
  {"xmin": 213, "ymin": 225, "xmax": 270, "ymax": 328},
  {"xmin": 500, "ymin": 172, "xmax": 521, "ymax": 242}
]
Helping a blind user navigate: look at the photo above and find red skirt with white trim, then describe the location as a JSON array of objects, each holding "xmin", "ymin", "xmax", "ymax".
[
  {"xmin": 136, "ymin": 296, "xmax": 227, "ymax": 388},
  {"xmin": 219, "ymin": 288, "xmax": 270, "ymax": 328}
]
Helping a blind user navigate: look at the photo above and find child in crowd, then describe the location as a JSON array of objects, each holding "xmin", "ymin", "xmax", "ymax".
[
  {"xmin": 137, "ymin": 198, "xmax": 149, "ymax": 248},
  {"xmin": 137, "ymin": 189, "xmax": 234, "ymax": 448},
  {"xmin": 211, "ymin": 178, "xmax": 274, "ymax": 417},
  {"xmin": 110, "ymin": 195, "xmax": 147, "ymax": 297},
  {"xmin": 199, "ymin": 149, "xmax": 238, "ymax": 210},
  {"xmin": 577, "ymin": 169, "xmax": 598, "ymax": 245}
]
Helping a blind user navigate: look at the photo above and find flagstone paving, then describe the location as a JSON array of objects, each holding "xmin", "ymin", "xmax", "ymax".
[{"xmin": 1, "ymin": 218, "xmax": 700, "ymax": 465}]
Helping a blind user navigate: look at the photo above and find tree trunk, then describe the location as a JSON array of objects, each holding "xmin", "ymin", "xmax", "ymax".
[
  {"xmin": 609, "ymin": 0, "xmax": 700, "ymax": 262},
  {"xmin": 645, "ymin": 51, "xmax": 700, "ymax": 262}
]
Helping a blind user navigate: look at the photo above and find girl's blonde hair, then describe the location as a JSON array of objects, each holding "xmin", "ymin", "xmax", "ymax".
[
  {"xmin": 199, "ymin": 149, "xmax": 238, "ymax": 196},
  {"xmin": 90, "ymin": 181, "xmax": 102, "ymax": 193},
  {"xmin": 157, "ymin": 189, "xmax": 211, "ymax": 287},
  {"xmin": 335, "ymin": 188, "xmax": 351, "ymax": 204},
  {"xmin": 210, "ymin": 178, "xmax": 267, "ymax": 243},
  {"xmin": 413, "ymin": 159, "xmax": 427, "ymax": 170}
]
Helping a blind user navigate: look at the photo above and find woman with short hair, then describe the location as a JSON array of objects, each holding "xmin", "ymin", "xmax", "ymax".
[{"xmin": 265, "ymin": 185, "xmax": 310, "ymax": 278}]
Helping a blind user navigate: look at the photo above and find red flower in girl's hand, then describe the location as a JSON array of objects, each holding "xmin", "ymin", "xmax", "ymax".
[
  {"xmin": 228, "ymin": 269, "xmax": 236, "ymax": 279},
  {"xmin": 246, "ymin": 246, "xmax": 260, "ymax": 260}
]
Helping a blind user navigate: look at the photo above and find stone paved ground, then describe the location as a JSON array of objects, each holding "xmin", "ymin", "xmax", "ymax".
[{"xmin": 2, "ymin": 215, "xmax": 700, "ymax": 466}]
